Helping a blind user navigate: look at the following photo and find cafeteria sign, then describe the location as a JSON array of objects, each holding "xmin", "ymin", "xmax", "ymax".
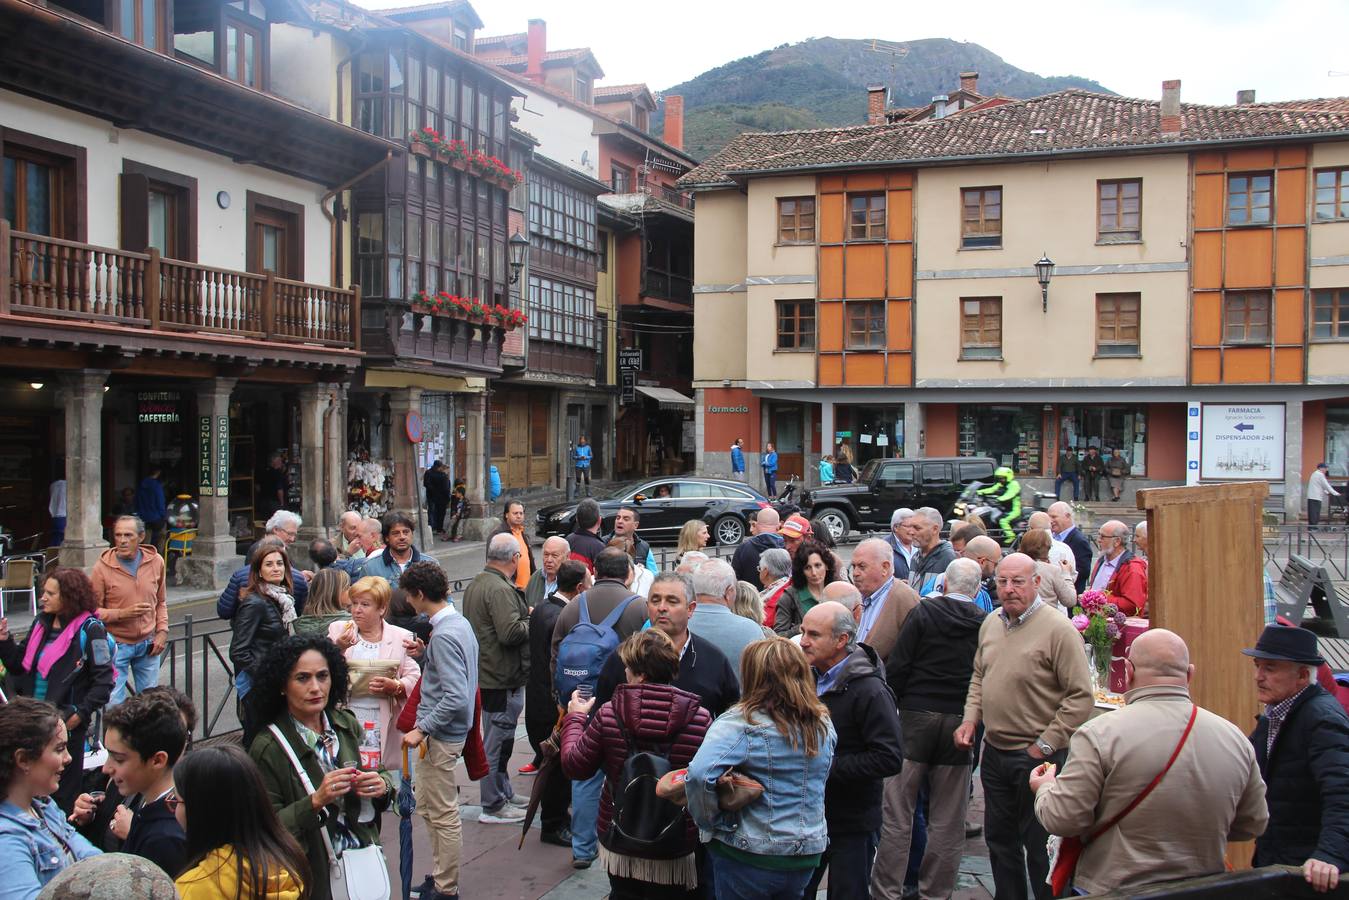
[{"xmin": 138, "ymin": 391, "xmax": 180, "ymax": 424}]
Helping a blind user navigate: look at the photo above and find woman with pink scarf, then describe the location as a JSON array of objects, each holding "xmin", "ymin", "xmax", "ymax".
[{"xmin": 0, "ymin": 568, "xmax": 113, "ymax": 811}]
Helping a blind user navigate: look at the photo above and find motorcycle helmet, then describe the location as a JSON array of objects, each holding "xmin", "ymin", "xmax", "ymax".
[{"xmin": 994, "ymin": 466, "xmax": 1014, "ymax": 483}]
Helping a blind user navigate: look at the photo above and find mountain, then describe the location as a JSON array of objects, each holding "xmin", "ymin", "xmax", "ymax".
[{"xmin": 655, "ymin": 37, "xmax": 1113, "ymax": 160}]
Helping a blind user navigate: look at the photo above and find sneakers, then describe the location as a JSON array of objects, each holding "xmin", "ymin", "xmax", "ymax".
[
  {"xmin": 518, "ymin": 762, "xmax": 538, "ymax": 775},
  {"xmin": 506, "ymin": 794, "xmax": 529, "ymax": 808},
  {"xmin": 572, "ymin": 856, "xmax": 594, "ymax": 869},
  {"xmin": 540, "ymin": 826, "xmax": 572, "ymax": 847},
  {"xmin": 479, "ymin": 804, "xmax": 526, "ymax": 824}
]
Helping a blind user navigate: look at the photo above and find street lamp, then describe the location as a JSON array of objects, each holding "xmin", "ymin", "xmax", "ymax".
[
  {"xmin": 508, "ymin": 231, "xmax": 529, "ymax": 284},
  {"xmin": 1034, "ymin": 254, "xmax": 1055, "ymax": 313}
]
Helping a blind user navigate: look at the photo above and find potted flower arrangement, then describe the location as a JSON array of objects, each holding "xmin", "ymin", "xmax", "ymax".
[
  {"xmin": 489, "ymin": 304, "xmax": 527, "ymax": 331},
  {"xmin": 1072, "ymin": 589, "xmax": 1128, "ymax": 692},
  {"xmin": 408, "ymin": 127, "xmax": 441, "ymax": 158}
]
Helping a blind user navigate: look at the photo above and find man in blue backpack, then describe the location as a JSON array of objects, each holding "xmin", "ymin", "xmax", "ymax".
[{"xmin": 549, "ymin": 548, "xmax": 647, "ymax": 869}]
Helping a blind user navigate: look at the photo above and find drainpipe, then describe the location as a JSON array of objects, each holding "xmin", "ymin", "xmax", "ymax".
[{"xmin": 320, "ymin": 150, "xmax": 394, "ymax": 288}]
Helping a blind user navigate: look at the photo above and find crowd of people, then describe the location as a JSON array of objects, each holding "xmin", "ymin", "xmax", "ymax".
[{"xmin": 1, "ymin": 488, "xmax": 1348, "ymax": 900}]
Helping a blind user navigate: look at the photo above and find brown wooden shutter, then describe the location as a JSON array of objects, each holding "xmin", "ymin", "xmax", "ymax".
[{"xmin": 119, "ymin": 172, "xmax": 150, "ymax": 252}]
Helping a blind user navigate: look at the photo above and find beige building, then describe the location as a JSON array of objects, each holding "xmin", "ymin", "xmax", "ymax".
[{"xmin": 681, "ymin": 83, "xmax": 1349, "ymax": 518}]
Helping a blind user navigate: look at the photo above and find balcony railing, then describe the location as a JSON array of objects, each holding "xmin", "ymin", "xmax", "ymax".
[
  {"xmin": 645, "ymin": 181, "xmax": 695, "ymax": 211},
  {"xmin": 361, "ymin": 300, "xmax": 504, "ymax": 374},
  {"xmin": 1, "ymin": 222, "xmax": 359, "ymax": 349}
]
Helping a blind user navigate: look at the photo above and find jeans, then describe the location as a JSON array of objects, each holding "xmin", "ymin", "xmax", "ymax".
[
  {"xmin": 982, "ymin": 745, "xmax": 1067, "ymax": 900},
  {"xmin": 806, "ymin": 829, "xmax": 878, "ymax": 900},
  {"xmin": 710, "ymin": 849, "xmax": 813, "ymax": 900},
  {"xmin": 571, "ymin": 769, "xmax": 604, "ymax": 861},
  {"xmin": 1054, "ymin": 472, "xmax": 1079, "ymax": 501},
  {"xmin": 112, "ymin": 636, "xmax": 162, "ymax": 705},
  {"xmin": 50, "ymin": 516, "xmax": 66, "ymax": 547},
  {"xmin": 480, "ymin": 687, "xmax": 524, "ymax": 811},
  {"xmin": 763, "ymin": 471, "xmax": 777, "ymax": 496}
]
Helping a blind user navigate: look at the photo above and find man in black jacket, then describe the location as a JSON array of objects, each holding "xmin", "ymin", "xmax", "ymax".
[
  {"xmin": 877, "ymin": 557, "xmax": 988, "ymax": 900},
  {"xmin": 565, "ymin": 498, "xmax": 606, "ymax": 571},
  {"xmin": 1244, "ymin": 625, "xmax": 1349, "ymax": 892},
  {"xmin": 801, "ymin": 601, "xmax": 904, "ymax": 899},
  {"xmin": 907, "ymin": 507, "xmax": 958, "ymax": 596},
  {"xmin": 524, "ymin": 559, "xmax": 586, "ymax": 847},
  {"xmin": 594, "ymin": 571, "xmax": 739, "ymax": 718},
  {"xmin": 423, "ymin": 460, "xmax": 452, "ymax": 539},
  {"xmin": 1048, "ymin": 501, "xmax": 1093, "ymax": 594},
  {"xmin": 731, "ymin": 507, "xmax": 783, "ymax": 584}
]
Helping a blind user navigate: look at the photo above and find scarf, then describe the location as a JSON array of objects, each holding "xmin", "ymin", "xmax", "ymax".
[
  {"xmin": 262, "ymin": 583, "xmax": 298, "ymax": 629},
  {"xmin": 22, "ymin": 612, "xmax": 93, "ymax": 678}
]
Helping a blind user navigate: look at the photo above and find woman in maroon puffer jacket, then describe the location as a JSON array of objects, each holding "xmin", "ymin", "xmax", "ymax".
[{"xmin": 561, "ymin": 629, "xmax": 712, "ymax": 900}]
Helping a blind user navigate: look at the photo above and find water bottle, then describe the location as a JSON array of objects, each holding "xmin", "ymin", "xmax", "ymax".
[{"xmin": 358, "ymin": 720, "xmax": 381, "ymax": 823}]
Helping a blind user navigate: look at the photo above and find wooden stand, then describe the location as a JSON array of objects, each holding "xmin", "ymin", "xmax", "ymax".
[{"xmin": 1137, "ymin": 481, "xmax": 1267, "ymax": 870}]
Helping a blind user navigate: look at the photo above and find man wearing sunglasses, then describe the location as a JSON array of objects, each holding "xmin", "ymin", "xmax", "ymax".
[{"xmin": 462, "ymin": 532, "xmax": 533, "ymax": 824}]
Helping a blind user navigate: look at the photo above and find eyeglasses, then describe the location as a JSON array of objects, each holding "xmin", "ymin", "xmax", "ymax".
[
  {"xmin": 994, "ymin": 577, "xmax": 1032, "ymax": 588},
  {"xmin": 164, "ymin": 791, "xmax": 181, "ymax": 813}
]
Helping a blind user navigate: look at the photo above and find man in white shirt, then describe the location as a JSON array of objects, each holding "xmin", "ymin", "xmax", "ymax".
[{"xmin": 1308, "ymin": 462, "xmax": 1341, "ymax": 531}]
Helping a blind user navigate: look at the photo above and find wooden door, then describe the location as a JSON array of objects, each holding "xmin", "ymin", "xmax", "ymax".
[{"xmin": 772, "ymin": 404, "xmax": 805, "ymax": 484}]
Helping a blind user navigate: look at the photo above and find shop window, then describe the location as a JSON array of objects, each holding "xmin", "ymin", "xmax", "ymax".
[
  {"xmin": 959, "ymin": 405, "xmax": 1042, "ymax": 474},
  {"xmin": 777, "ymin": 197, "xmax": 816, "ymax": 244},
  {"xmin": 776, "ymin": 299, "xmax": 815, "ymax": 350},
  {"xmin": 1223, "ymin": 291, "xmax": 1271, "ymax": 344},
  {"xmin": 846, "ymin": 300, "xmax": 885, "ymax": 349},
  {"xmin": 960, "ymin": 297, "xmax": 1001, "ymax": 359},
  {"xmin": 1, "ymin": 131, "xmax": 85, "ymax": 240},
  {"xmin": 1227, "ymin": 172, "xmax": 1272, "ymax": 226},
  {"xmin": 1097, "ymin": 179, "xmax": 1141, "ymax": 242},
  {"xmin": 1314, "ymin": 289, "xmax": 1349, "ymax": 340},
  {"xmin": 1315, "ymin": 168, "xmax": 1349, "ymax": 221},
  {"xmin": 1326, "ymin": 407, "xmax": 1349, "ymax": 477},
  {"xmin": 120, "ymin": 161, "xmax": 197, "ymax": 261},
  {"xmin": 961, "ymin": 186, "xmax": 1001, "ymax": 248},
  {"xmin": 1095, "ymin": 293, "xmax": 1140, "ymax": 356},
  {"xmin": 1059, "ymin": 406, "xmax": 1147, "ymax": 476},
  {"xmin": 847, "ymin": 192, "xmax": 885, "ymax": 241}
]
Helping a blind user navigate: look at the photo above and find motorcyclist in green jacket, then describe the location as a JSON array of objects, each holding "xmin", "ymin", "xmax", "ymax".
[{"xmin": 977, "ymin": 466, "xmax": 1022, "ymax": 545}]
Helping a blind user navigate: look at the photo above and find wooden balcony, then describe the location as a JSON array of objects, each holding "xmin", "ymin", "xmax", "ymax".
[
  {"xmin": 0, "ymin": 222, "xmax": 363, "ymax": 371},
  {"xmin": 360, "ymin": 300, "xmax": 505, "ymax": 376}
]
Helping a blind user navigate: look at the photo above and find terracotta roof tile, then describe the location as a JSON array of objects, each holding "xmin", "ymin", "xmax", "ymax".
[
  {"xmin": 594, "ymin": 83, "xmax": 648, "ymax": 99},
  {"xmin": 679, "ymin": 89, "xmax": 1349, "ymax": 187}
]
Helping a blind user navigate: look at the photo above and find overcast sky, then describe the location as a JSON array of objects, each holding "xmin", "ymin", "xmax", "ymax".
[{"xmin": 360, "ymin": 0, "xmax": 1349, "ymax": 105}]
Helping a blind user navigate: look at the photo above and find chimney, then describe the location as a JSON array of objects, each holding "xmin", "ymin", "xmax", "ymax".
[
  {"xmin": 526, "ymin": 18, "xmax": 546, "ymax": 84},
  {"xmin": 959, "ymin": 71, "xmax": 979, "ymax": 95},
  {"xmin": 931, "ymin": 94, "xmax": 949, "ymax": 119},
  {"xmin": 1236, "ymin": 89, "xmax": 1256, "ymax": 105},
  {"xmin": 866, "ymin": 83, "xmax": 888, "ymax": 125},
  {"xmin": 663, "ymin": 95, "xmax": 684, "ymax": 150},
  {"xmin": 1160, "ymin": 79, "xmax": 1181, "ymax": 134}
]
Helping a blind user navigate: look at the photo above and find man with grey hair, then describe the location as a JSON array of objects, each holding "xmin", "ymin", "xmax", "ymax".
[
  {"xmin": 352, "ymin": 516, "xmax": 383, "ymax": 560},
  {"xmin": 875, "ymin": 557, "xmax": 989, "ymax": 899},
  {"xmin": 1087, "ymin": 519, "xmax": 1148, "ymax": 616},
  {"xmin": 1048, "ymin": 500, "xmax": 1093, "ymax": 594},
  {"xmin": 1134, "ymin": 520, "xmax": 1148, "ymax": 559},
  {"xmin": 264, "ymin": 509, "xmax": 302, "ymax": 546},
  {"xmin": 887, "ymin": 507, "xmax": 917, "ymax": 580},
  {"xmin": 596, "ymin": 571, "xmax": 739, "ymax": 717},
  {"xmin": 462, "ymin": 532, "xmax": 532, "ymax": 823},
  {"xmin": 336, "ymin": 510, "xmax": 363, "ymax": 558},
  {"xmin": 690, "ymin": 557, "xmax": 767, "ymax": 683},
  {"xmin": 850, "ymin": 537, "xmax": 920, "ymax": 661},
  {"xmin": 92, "ymin": 514, "xmax": 168, "ymax": 705},
  {"xmin": 908, "ymin": 507, "xmax": 957, "ymax": 597},
  {"xmin": 758, "ymin": 546, "xmax": 793, "ymax": 628},
  {"xmin": 801, "ymin": 601, "xmax": 903, "ymax": 899},
  {"xmin": 676, "ymin": 550, "xmax": 708, "ymax": 575}
]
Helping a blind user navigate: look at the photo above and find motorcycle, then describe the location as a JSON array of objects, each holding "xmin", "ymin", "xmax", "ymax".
[{"xmin": 948, "ymin": 480, "xmax": 1051, "ymax": 546}]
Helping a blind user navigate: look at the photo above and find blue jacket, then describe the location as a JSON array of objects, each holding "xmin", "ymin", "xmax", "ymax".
[
  {"xmin": 0, "ymin": 797, "xmax": 100, "ymax": 900},
  {"xmin": 730, "ymin": 445, "xmax": 745, "ymax": 473},
  {"xmin": 216, "ymin": 564, "xmax": 309, "ymax": 619},
  {"xmin": 360, "ymin": 546, "xmax": 431, "ymax": 589},
  {"xmin": 761, "ymin": 451, "xmax": 778, "ymax": 474},
  {"xmin": 574, "ymin": 444, "xmax": 592, "ymax": 469},
  {"xmin": 134, "ymin": 476, "xmax": 166, "ymax": 524},
  {"xmin": 686, "ymin": 707, "xmax": 836, "ymax": 857}
]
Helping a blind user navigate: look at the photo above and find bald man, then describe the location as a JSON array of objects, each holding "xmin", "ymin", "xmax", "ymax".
[
  {"xmin": 337, "ymin": 510, "xmax": 363, "ymax": 558},
  {"xmin": 526, "ymin": 536, "xmax": 572, "ymax": 612},
  {"xmin": 959, "ymin": 534, "xmax": 1003, "ymax": 612},
  {"xmin": 1087, "ymin": 519, "xmax": 1148, "ymax": 616},
  {"xmin": 731, "ymin": 506, "xmax": 783, "ymax": 584},
  {"xmin": 850, "ymin": 537, "xmax": 920, "ymax": 662},
  {"xmin": 1031, "ymin": 630, "xmax": 1268, "ymax": 894}
]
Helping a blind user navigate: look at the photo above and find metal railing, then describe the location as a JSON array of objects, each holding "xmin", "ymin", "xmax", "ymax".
[{"xmin": 1263, "ymin": 525, "xmax": 1349, "ymax": 580}]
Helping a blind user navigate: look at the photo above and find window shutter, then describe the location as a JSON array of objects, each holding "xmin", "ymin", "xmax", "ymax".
[{"xmin": 119, "ymin": 172, "xmax": 150, "ymax": 252}]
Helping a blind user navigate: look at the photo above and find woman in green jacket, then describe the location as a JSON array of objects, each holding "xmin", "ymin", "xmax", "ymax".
[{"xmin": 248, "ymin": 634, "xmax": 394, "ymax": 900}]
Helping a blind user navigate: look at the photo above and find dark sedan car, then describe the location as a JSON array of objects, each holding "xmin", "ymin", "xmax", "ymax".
[{"xmin": 536, "ymin": 477, "xmax": 771, "ymax": 546}]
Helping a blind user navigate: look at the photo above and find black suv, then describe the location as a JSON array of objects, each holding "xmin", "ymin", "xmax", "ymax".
[{"xmin": 799, "ymin": 456, "xmax": 997, "ymax": 542}]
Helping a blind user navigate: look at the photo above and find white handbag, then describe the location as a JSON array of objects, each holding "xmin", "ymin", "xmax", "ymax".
[{"xmin": 267, "ymin": 724, "xmax": 391, "ymax": 900}]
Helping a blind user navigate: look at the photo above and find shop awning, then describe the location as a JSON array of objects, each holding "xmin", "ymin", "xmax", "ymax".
[{"xmin": 636, "ymin": 385, "xmax": 695, "ymax": 410}]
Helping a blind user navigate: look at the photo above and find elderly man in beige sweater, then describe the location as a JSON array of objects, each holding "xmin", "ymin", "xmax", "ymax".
[
  {"xmin": 954, "ymin": 553, "xmax": 1092, "ymax": 900},
  {"xmin": 1030, "ymin": 629, "xmax": 1268, "ymax": 895}
]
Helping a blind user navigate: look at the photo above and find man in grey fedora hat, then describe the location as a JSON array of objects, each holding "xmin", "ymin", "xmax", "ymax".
[{"xmin": 1244, "ymin": 624, "xmax": 1349, "ymax": 892}]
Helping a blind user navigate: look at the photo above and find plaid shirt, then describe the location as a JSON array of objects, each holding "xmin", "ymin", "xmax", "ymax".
[
  {"xmin": 1265, "ymin": 685, "xmax": 1312, "ymax": 756},
  {"xmin": 1263, "ymin": 573, "xmax": 1277, "ymax": 626},
  {"xmin": 998, "ymin": 597, "xmax": 1044, "ymax": 631}
]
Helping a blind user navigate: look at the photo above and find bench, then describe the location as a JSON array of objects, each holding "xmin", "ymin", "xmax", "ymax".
[{"xmin": 1278, "ymin": 554, "xmax": 1349, "ymax": 638}]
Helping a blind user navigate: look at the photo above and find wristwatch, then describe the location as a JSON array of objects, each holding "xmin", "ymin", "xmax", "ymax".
[{"xmin": 1035, "ymin": 739, "xmax": 1054, "ymax": 756}]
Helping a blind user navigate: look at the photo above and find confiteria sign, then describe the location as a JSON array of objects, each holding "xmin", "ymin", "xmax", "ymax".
[{"xmin": 707, "ymin": 406, "xmax": 749, "ymax": 414}]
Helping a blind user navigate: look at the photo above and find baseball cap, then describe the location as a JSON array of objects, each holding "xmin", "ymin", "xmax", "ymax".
[{"xmin": 779, "ymin": 514, "xmax": 812, "ymax": 539}]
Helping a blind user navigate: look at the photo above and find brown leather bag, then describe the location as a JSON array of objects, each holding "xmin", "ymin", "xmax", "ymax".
[{"xmin": 655, "ymin": 767, "xmax": 764, "ymax": 811}]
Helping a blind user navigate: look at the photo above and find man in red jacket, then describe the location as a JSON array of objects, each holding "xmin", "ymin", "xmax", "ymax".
[{"xmin": 1087, "ymin": 520, "xmax": 1148, "ymax": 616}]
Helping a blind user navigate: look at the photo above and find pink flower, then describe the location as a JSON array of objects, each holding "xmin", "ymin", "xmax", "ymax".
[{"xmin": 1071, "ymin": 614, "xmax": 1090, "ymax": 632}]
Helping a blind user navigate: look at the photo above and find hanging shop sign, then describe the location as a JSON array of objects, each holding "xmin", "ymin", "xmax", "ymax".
[
  {"xmin": 138, "ymin": 391, "xmax": 180, "ymax": 424},
  {"xmin": 198, "ymin": 416, "xmax": 214, "ymax": 496},
  {"xmin": 216, "ymin": 416, "xmax": 230, "ymax": 496}
]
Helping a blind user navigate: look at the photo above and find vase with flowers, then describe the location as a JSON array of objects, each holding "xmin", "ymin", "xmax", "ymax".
[{"xmin": 1072, "ymin": 589, "xmax": 1127, "ymax": 692}]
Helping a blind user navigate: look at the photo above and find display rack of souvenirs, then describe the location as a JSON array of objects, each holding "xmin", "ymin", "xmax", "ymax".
[{"xmin": 347, "ymin": 453, "xmax": 395, "ymax": 519}]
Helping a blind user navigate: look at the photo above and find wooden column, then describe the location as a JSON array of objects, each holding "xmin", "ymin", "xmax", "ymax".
[{"xmin": 1137, "ymin": 481, "xmax": 1267, "ymax": 870}]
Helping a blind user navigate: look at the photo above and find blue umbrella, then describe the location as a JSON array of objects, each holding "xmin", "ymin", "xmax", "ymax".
[{"xmin": 398, "ymin": 746, "xmax": 416, "ymax": 900}]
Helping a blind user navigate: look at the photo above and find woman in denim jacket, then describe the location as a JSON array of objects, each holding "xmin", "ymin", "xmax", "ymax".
[
  {"xmin": 0, "ymin": 698, "xmax": 100, "ymax": 900},
  {"xmin": 686, "ymin": 639, "xmax": 836, "ymax": 900}
]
